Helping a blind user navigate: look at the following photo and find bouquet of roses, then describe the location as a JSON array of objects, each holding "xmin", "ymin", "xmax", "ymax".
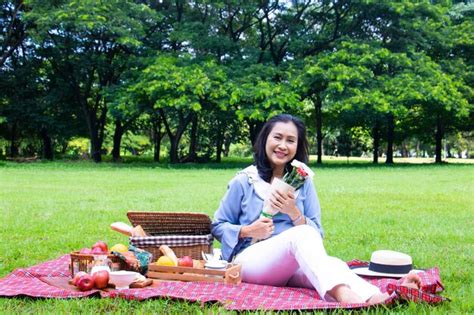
[{"xmin": 260, "ymin": 159, "xmax": 314, "ymax": 219}]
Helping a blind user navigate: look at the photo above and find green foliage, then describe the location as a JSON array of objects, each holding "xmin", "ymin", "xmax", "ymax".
[
  {"xmin": 66, "ymin": 137, "xmax": 89, "ymax": 155},
  {"xmin": 25, "ymin": 0, "xmax": 154, "ymax": 46},
  {"xmin": 0, "ymin": 0, "xmax": 472, "ymax": 163},
  {"xmin": 229, "ymin": 64, "xmax": 302, "ymax": 122}
]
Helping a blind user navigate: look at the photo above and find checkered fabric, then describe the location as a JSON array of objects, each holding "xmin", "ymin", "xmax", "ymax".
[
  {"xmin": 0, "ymin": 255, "xmax": 447, "ymax": 310},
  {"xmin": 348, "ymin": 260, "xmax": 448, "ymax": 305},
  {"xmin": 130, "ymin": 234, "xmax": 213, "ymax": 247},
  {"xmin": 0, "ymin": 257, "xmax": 99, "ymax": 299}
]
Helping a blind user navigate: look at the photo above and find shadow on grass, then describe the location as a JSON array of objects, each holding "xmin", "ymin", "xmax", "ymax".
[
  {"xmin": 307, "ymin": 160, "xmax": 469, "ymax": 169},
  {"xmin": 1, "ymin": 155, "xmax": 472, "ymax": 170}
]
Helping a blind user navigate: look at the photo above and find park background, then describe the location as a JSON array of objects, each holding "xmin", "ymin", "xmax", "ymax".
[
  {"xmin": 0, "ymin": 0, "xmax": 472, "ymax": 163},
  {"xmin": 1, "ymin": 0, "xmax": 473, "ymax": 313}
]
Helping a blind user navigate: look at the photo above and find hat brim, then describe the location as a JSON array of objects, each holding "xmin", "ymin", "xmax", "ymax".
[{"xmin": 351, "ymin": 266, "xmax": 424, "ymax": 278}]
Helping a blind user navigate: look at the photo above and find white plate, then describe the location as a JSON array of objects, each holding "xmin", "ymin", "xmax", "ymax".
[{"xmin": 204, "ymin": 260, "xmax": 228, "ymax": 269}]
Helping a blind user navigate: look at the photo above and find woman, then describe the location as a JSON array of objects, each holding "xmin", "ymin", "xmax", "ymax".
[{"xmin": 211, "ymin": 114, "xmax": 420, "ymax": 304}]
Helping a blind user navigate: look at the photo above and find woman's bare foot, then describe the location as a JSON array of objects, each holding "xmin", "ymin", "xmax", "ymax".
[
  {"xmin": 367, "ymin": 292, "xmax": 390, "ymax": 305},
  {"xmin": 328, "ymin": 284, "xmax": 365, "ymax": 303},
  {"xmin": 366, "ymin": 272, "xmax": 422, "ymax": 305},
  {"xmin": 401, "ymin": 272, "xmax": 422, "ymax": 289}
]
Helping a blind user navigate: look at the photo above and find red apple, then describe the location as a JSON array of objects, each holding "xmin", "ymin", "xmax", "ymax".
[
  {"xmin": 91, "ymin": 246, "xmax": 105, "ymax": 255},
  {"xmin": 92, "ymin": 241, "xmax": 108, "ymax": 253},
  {"xmin": 79, "ymin": 247, "xmax": 92, "ymax": 254},
  {"xmin": 72, "ymin": 271, "xmax": 88, "ymax": 285},
  {"xmin": 177, "ymin": 255, "xmax": 193, "ymax": 267},
  {"xmin": 76, "ymin": 274, "xmax": 95, "ymax": 291},
  {"xmin": 92, "ymin": 270, "xmax": 109, "ymax": 289}
]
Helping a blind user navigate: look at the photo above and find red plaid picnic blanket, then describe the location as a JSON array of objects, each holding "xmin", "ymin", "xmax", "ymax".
[{"xmin": 0, "ymin": 255, "xmax": 447, "ymax": 310}]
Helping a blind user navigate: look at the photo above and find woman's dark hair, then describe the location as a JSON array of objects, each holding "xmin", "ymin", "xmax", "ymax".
[{"xmin": 253, "ymin": 114, "xmax": 309, "ymax": 182}]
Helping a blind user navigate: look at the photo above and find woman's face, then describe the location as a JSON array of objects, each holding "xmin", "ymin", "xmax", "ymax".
[{"xmin": 265, "ymin": 121, "xmax": 298, "ymax": 170}]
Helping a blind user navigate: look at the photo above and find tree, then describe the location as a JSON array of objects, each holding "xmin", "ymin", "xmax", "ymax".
[
  {"xmin": 409, "ymin": 54, "xmax": 470, "ymax": 163},
  {"xmin": 229, "ymin": 63, "xmax": 301, "ymax": 145},
  {"xmin": 25, "ymin": 0, "xmax": 154, "ymax": 162},
  {"xmin": 128, "ymin": 55, "xmax": 230, "ymax": 163},
  {"xmin": 0, "ymin": 0, "xmax": 28, "ymax": 68},
  {"xmin": 294, "ymin": 42, "xmax": 379, "ymax": 164}
]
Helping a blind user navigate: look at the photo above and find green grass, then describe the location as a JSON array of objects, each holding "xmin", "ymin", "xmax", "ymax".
[{"xmin": 0, "ymin": 160, "xmax": 473, "ymax": 314}]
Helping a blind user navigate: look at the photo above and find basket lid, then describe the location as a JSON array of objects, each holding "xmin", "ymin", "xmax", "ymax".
[{"xmin": 127, "ymin": 211, "xmax": 211, "ymax": 236}]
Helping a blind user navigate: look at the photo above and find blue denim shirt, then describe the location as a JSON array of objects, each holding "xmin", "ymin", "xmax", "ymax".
[{"xmin": 211, "ymin": 166, "xmax": 324, "ymax": 261}]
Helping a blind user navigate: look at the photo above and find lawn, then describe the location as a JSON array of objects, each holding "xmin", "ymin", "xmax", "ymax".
[{"xmin": 0, "ymin": 159, "xmax": 473, "ymax": 313}]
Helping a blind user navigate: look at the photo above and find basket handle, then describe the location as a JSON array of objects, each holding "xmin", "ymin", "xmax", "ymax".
[{"xmin": 228, "ymin": 272, "xmax": 240, "ymax": 279}]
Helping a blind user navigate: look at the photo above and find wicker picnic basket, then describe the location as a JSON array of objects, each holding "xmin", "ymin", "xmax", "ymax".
[{"xmin": 127, "ymin": 211, "xmax": 213, "ymax": 260}]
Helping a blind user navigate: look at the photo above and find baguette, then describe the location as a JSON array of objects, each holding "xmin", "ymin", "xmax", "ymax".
[
  {"xmin": 110, "ymin": 222, "xmax": 134, "ymax": 236},
  {"xmin": 159, "ymin": 245, "xmax": 178, "ymax": 266}
]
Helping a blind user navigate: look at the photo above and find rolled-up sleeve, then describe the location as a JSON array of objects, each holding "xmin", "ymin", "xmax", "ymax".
[{"xmin": 211, "ymin": 176, "xmax": 246, "ymax": 261}]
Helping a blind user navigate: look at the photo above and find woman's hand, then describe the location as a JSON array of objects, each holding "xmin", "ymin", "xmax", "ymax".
[
  {"xmin": 239, "ymin": 217, "xmax": 274, "ymax": 240},
  {"xmin": 269, "ymin": 189, "xmax": 299, "ymax": 218},
  {"xmin": 269, "ymin": 190, "xmax": 305, "ymax": 225}
]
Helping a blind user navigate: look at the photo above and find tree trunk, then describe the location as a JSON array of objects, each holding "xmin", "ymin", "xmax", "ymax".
[
  {"xmin": 80, "ymin": 99, "xmax": 105, "ymax": 163},
  {"xmin": 247, "ymin": 119, "xmax": 265, "ymax": 146},
  {"xmin": 78, "ymin": 83, "xmax": 107, "ymax": 163},
  {"xmin": 159, "ymin": 109, "xmax": 179, "ymax": 164},
  {"xmin": 401, "ymin": 141, "xmax": 409, "ymax": 157},
  {"xmin": 40, "ymin": 127, "xmax": 54, "ymax": 160},
  {"xmin": 169, "ymin": 136, "xmax": 179, "ymax": 163},
  {"xmin": 9, "ymin": 124, "xmax": 18, "ymax": 158},
  {"xmin": 435, "ymin": 117, "xmax": 444, "ymax": 163},
  {"xmin": 314, "ymin": 95, "xmax": 323, "ymax": 164},
  {"xmin": 152, "ymin": 118, "xmax": 162, "ymax": 162},
  {"xmin": 216, "ymin": 138, "xmax": 223, "ymax": 162},
  {"xmin": 159, "ymin": 109, "xmax": 193, "ymax": 164},
  {"xmin": 60, "ymin": 142, "xmax": 68, "ymax": 154},
  {"xmin": 112, "ymin": 120, "xmax": 124, "ymax": 162},
  {"xmin": 223, "ymin": 133, "xmax": 231, "ymax": 157},
  {"xmin": 372, "ymin": 123, "xmax": 380, "ymax": 164},
  {"xmin": 385, "ymin": 114, "xmax": 394, "ymax": 164},
  {"xmin": 188, "ymin": 114, "xmax": 198, "ymax": 162},
  {"xmin": 215, "ymin": 122, "xmax": 223, "ymax": 163},
  {"xmin": 90, "ymin": 122, "xmax": 102, "ymax": 163}
]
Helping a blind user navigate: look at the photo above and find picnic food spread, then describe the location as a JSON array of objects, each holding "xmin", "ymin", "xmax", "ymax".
[
  {"xmin": 146, "ymin": 246, "xmax": 241, "ymax": 284},
  {"xmin": 70, "ymin": 240, "xmax": 151, "ymax": 290},
  {"xmin": 66, "ymin": 213, "xmax": 238, "ymax": 292},
  {"xmin": 69, "ymin": 236, "xmax": 242, "ymax": 291}
]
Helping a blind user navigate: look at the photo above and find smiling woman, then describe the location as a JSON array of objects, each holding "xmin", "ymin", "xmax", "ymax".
[
  {"xmin": 210, "ymin": 114, "xmax": 423, "ymax": 304},
  {"xmin": 264, "ymin": 121, "xmax": 298, "ymax": 177},
  {"xmin": 254, "ymin": 114, "xmax": 309, "ymax": 183}
]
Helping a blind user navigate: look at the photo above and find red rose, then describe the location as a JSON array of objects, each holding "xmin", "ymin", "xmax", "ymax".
[{"xmin": 296, "ymin": 167, "xmax": 307, "ymax": 177}]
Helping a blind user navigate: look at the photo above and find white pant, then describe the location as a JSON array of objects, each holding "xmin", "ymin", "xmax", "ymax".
[{"xmin": 234, "ymin": 225, "xmax": 380, "ymax": 301}]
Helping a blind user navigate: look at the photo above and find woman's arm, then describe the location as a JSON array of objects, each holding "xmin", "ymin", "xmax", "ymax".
[
  {"xmin": 211, "ymin": 175, "xmax": 247, "ymax": 261},
  {"xmin": 302, "ymin": 179, "xmax": 324, "ymax": 237}
]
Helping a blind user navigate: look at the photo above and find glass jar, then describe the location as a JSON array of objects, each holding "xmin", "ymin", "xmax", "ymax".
[{"xmin": 90, "ymin": 255, "xmax": 112, "ymax": 274}]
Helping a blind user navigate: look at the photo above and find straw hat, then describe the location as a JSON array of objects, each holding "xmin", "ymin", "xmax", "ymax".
[{"xmin": 351, "ymin": 250, "xmax": 422, "ymax": 278}]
